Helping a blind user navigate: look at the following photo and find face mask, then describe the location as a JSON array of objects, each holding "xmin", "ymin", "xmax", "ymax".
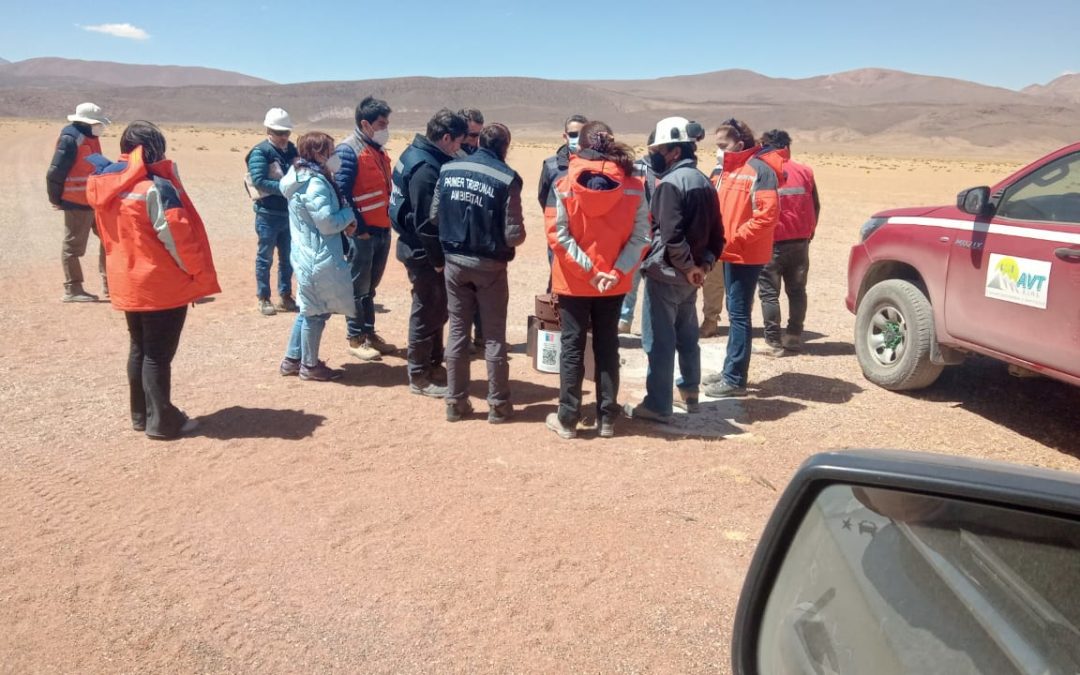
[
  {"xmin": 461, "ymin": 144, "xmax": 477, "ymax": 155},
  {"xmin": 325, "ymin": 154, "xmax": 342, "ymax": 174},
  {"xmin": 647, "ymin": 151, "xmax": 668, "ymax": 174},
  {"xmin": 567, "ymin": 136, "xmax": 580, "ymax": 153},
  {"xmin": 716, "ymin": 148, "xmax": 725, "ymax": 163},
  {"xmin": 371, "ymin": 128, "xmax": 390, "ymax": 147},
  {"xmin": 90, "ymin": 123, "xmax": 105, "ymax": 137}
]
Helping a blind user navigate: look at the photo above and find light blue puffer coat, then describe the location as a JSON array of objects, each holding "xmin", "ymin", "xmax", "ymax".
[{"xmin": 280, "ymin": 165, "xmax": 357, "ymax": 317}]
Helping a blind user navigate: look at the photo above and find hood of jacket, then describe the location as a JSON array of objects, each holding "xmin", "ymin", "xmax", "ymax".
[
  {"xmin": 566, "ymin": 152, "xmax": 628, "ymax": 218},
  {"xmin": 279, "ymin": 164, "xmax": 327, "ymax": 200},
  {"xmin": 86, "ymin": 146, "xmax": 181, "ymax": 209}
]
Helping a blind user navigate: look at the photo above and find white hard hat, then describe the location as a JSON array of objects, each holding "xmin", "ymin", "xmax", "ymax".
[
  {"xmin": 263, "ymin": 107, "xmax": 294, "ymax": 131},
  {"xmin": 648, "ymin": 116, "xmax": 701, "ymax": 148},
  {"xmin": 67, "ymin": 102, "xmax": 110, "ymax": 126}
]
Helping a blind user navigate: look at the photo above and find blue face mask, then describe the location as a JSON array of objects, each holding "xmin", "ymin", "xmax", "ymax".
[{"xmin": 567, "ymin": 133, "xmax": 580, "ymax": 153}]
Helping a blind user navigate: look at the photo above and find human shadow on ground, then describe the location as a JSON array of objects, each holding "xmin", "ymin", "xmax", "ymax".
[
  {"xmin": 754, "ymin": 372, "xmax": 864, "ymax": 405},
  {"xmin": 339, "ymin": 359, "xmax": 409, "ymax": 388},
  {"xmin": 800, "ymin": 340, "xmax": 856, "ymax": 357},
  {"xmin": 621, "ymin": 395, "xmax": 808, "ymax": 441},
  {"xmin": 195, "ymin": 406, "xmax": 326, "ymax": 440},
  {"xmin": 469, "ymin": 376, "xmax": 559, "ymax": 406}
]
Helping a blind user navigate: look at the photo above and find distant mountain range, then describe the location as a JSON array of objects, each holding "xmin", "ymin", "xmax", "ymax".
[{"xmin": 1, "ymin": 57, "xmax": 1078, "ymax": 147}]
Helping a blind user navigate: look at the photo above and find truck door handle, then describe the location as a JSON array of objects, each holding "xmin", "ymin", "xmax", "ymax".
[{"xmin": 1055, "ymin": 247, "xmax": 1080, "ymax": 262}]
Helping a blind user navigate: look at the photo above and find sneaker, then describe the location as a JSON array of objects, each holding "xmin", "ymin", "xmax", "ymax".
[
  {"xmin": 279, "ymin": 356, "xmax": 301, "ymax": 377},
  {"xmin": 410, "ymin": 378, "xmax": 448, "ymax": 398},
  {"xmin": 299, "ymin": 360, "xmax": 344, "ymax": 382},
  {"xmin": 703, "ymin": 380, "xmax": 747, "ymax": 398},
  {"xmin": 673, "ymin": 390, "xmax": 700, "ymax": 414},
  {"xmin": 62, "ymin": 290, "xmax": 99, "ymax": 303},
  {"xmin": 146, "ymin": 412, "xmax": 198, "ymax": 440},
  {"xmin": 752, "ymin": 342, "xmax": 786, "ymax": 358},
  {"xmin": 278, "ymin": 294, "xmax": 299, "ymax": 313},
  {"xmin": 699, "ymin": 320, "xmax": 720, "ymax": 339},
  {"xmin": 617, "ymin": 320, "xmax": 632, "ymax": 335},
  {"xmin": 623, "ymin": 402, "xmax": 673, "ymax": 424},
  {"xmin": 446, "ymin": 400, "xmax": 474, "ymax": 422},
  {"xmin": 347, "ymin": 336, "xmax": 382, "ymax": 361},
  {"xmin": 782, "ymin": 333, "xmax": 803, "ymax": 352},
  {"xmin": 258, "ymin": 298, "xmax": 277, "ymax": 316},
  {"xmin": 364, "ymin": 333, "xmax": 397, "ymax": 355},
  {"xmin": 598, "ymin": 418, "xmax": 615, "ymax": 438},
  {"xmin": 545, "ymin": 412, "xmax": 578, "ymax": 439},
  {"xmin": 488, "ymin": 402, "xmax": 513, "ymax": 424},
  {"xmin": 702, "ymin": 372, "xmax": 725, "ymax": 386}
]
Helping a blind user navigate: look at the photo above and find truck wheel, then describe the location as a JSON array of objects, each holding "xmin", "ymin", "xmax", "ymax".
[{"xmin": 854, "ymin": 279, "xmax": 944, "ymax": 391}]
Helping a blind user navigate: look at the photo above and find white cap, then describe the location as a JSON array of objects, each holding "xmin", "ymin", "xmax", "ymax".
[
  {"xmin": 67, "ymin": 102, "xmax": 110, "ymax": 126},
  {"xmin": 263, "ymin": 107, "xmax": 294, "ymax": 131},
  {"xmin": 648, "ymin": 116, "xmax": 700, "ymax": 148}
]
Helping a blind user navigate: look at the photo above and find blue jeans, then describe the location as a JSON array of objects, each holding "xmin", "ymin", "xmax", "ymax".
[
  {"xmin": 285, "ymin": 313, "xmax": 329, "ymax": 367},
  {"xmin": 346, "ymin": 228, "xmax": 391, "ymax": 338},
  {"xmin": 619, "ymin": 268, "xmax": 643, "ymax": 323},
  {"xmin": 722, "ymin": 263, "xmax": 764, "ymax": 387},
  {"xmin": 641, "ymin": 279, "xmax": 701, "ymax": 416},
  {"xmin": 255, "ymin": 212, "xmax": 292, "ymax": 300}
]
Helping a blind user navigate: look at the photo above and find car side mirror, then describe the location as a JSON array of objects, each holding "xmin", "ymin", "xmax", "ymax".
[
  {"xmin": 957, "ymin": 186, "xmax": 992, "ymax": 216},
  {"xmin": 730, "ymin": 450, "xmax": 1080, "ymax": 675}
]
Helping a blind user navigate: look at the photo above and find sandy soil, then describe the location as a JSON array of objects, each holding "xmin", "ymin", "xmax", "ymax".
[{"xmin": 1, "ymin": 118, "xmax": 1077, "ymax": 673}]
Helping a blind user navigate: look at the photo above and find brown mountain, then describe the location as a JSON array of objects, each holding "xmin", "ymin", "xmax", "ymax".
[
  {"xmin": 1023, "ymin": 73, "xmax": 1080, "ymax": 103},
  {"xmin": 0, "ymin": 57, "xmax": 272, "ymax": 88}
]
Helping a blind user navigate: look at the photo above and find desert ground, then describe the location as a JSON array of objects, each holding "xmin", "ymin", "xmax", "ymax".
[{"xmin": 1, "ymin": 117, "xmax": 1077, "ymax": 673}]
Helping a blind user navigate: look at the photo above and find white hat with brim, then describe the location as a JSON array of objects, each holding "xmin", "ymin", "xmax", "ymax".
[{"xmin": 67, "ymin": 102, "xmax": 110, "ymax": 126}]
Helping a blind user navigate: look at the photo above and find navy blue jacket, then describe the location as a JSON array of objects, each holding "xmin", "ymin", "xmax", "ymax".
[
  {"xmin": 246, "ymin": 139, "xmax": 298, "ymax": 216},
  {"xmin": 434, "ymin": 148, "xmax": 522, "ymax": 263},
  {"xmin": 389, "ymin": 134, "xmax": 454, "ymax": 266},
  {"xmin": 46, "ymin": 123, "xmax": 96, "ymax": 211}
]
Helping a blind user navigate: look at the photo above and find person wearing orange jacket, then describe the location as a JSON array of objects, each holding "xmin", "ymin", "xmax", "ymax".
[
  {"xmin": 86, "ymin": 121, "xmax": 220, "ymax": 440},
  {"xmin": 545, "ymin": 121, "xmax": 651, "ymax": 439},
  {"xmin": 704, "ymin": 119, "xmax": 783, "ymax": 397}
]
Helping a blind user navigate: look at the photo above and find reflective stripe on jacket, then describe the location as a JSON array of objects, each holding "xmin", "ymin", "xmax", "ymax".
[
  {"xmin": 713, "ymin": 145, "xmax": 783, "ymax": 265},
  {"xmin": 61, "ymin": 128, "xmax": 101, "ymax": 207},
  {"xmin": 339, "ymin": 132, "xmax": 392, "ymax": 230}
]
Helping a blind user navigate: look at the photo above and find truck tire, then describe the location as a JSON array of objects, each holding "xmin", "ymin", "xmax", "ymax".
[{"xmin": 854, "ymin": 279, "xmax": 944, "ymax": 391}]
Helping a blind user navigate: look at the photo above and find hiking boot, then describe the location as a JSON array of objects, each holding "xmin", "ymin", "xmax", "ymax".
[
  {"xmin": 782, "ymin": 333, "xmax": 804, "ymax": 352},
  {"xmin": 62, "ymin": 288, "xmax": 99, "ymax": 303},
  {"xmin": 488, "ymin": 402, "xmax": 513, "ymax": 424},
  {"xmin": 545, "ymin": 412, "xmax": 577, "ymax": 439},
  {"xmin": 347, "ymin": 336, "xmax": 382, "ymax": 362},
  {"xmin": 429, "ymin": 364, "xmax": 447, "ymax": 384},
  {"xmin": 279, "ymin": 356, "xmax": 301, "ymax": 377},
  {"xmin": 623, "ymin": 402, "xmax": 673, "ymax": 425},
  {"xmin": 598, "ymin": 417, "xmax": 615, "ymax": 438},
  {"xmin": 410, "ymin": 378, "xmax": 447, "ymax": 398},
  {"xmin": 703, "ymin": 379, "xmax": 747, "ymax": 398},
  {"xmin": 278, "ymin": 294, "xmax": 299, "ymax": 312},
  {"xmin": 446, "ymin": 400, "xmax": 474, "ymax": 422},
  {"xmin": 752, "ymin": 342, "xmax": 786, "ymax": 358},
  {"xmin": 258, "ymin": 298, "xmax": 277, "ymax": 316},
  {"xmin": 702, "ymin": 371, "xmax": 725, "ymax": 385},
  {"xmin": 673, "ymin": 389, "xmax": 700, "ymax": 413},
  {"xmin": 300, "ymin": 360, "xmax": 344, "ymax": 382},
  {"xmin": 617, "ymin": 320, "xmax": 632, "ymax": 335},
  {"xmin": 364, "ymin": 333, "xmax": 397, "ymax": 355},
  {"xmin": 699, "ymin": 319, "xmax": 720, "ymax": 339}
]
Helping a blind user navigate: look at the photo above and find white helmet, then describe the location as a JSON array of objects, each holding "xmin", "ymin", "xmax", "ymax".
[
  {"xmin": 263, "ymin": 107, "xmax": 294, "ymax": 131},
  {"xmin": 648, "ymin": 116, "xmax": 703, "ymax": 147}
]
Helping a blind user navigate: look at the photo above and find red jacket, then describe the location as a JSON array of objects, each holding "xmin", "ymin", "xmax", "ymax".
[
  {"xmin": 87, "ymin": 147, "xmax": 220, "ymax": 311},
  {"xmin": 546, "ymin": 154, "xmax": 650, "ymax": 297},
  {"xmin": 351, "ymin": 138, "xmax": 392, "ymax": 229},
  {"xmin": 774, "ymin": 149, "xmax": 819, "ymax": 242},
  {"xmin": 712, "ymin": 145, "xmax": 784, "ymax": 265},
  {"xmin": 62, "ymin": 131, "xmax": 101, "ymax": 207}
]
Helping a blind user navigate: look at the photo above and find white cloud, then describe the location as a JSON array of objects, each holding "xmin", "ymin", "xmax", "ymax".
[{"xmin": 81, "ymin": 23, "xmax": 150, "ymax": 41}]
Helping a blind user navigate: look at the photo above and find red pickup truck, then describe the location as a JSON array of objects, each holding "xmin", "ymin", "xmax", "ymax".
[{"xmin": 847, "ymin": 142, "xmax": 1080, "ymax": 390}]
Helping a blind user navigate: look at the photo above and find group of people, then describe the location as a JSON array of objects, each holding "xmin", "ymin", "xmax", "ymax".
[{"xmin": 47, "ymin": 98, "xmax": 818, "ymax": 441}]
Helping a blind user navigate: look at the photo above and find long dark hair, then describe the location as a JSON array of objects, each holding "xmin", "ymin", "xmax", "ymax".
[
  {"xmin": 120, "ymin": 120, "xmax": 167, "ymax": 164},
  {"xmin": 578, "ymin": 121, "xmax": 635, "ymax": 175}
]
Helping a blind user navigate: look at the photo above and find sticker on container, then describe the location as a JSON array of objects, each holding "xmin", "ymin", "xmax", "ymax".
[{"xmin": 536, "ymin": 329, "xmax": 561, "ymax": 373}]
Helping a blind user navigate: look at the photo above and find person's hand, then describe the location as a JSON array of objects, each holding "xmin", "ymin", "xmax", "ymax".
[
  {"xmin": 685, "ymin": 265, "xmax": 705, "ymax": 287},
  {"xmin": 590, "ymin": 271, "xmax": 618, "ymax": 293},
  {"xmin": 344, "ymin": 223, "xmax": 357, "ymax": 237}
]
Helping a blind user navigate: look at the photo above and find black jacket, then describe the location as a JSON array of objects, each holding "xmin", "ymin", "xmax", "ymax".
[
  {"xmin": 389, "ymin": 134, "xmax": 455, "ymax": 266},
  {"xmin": 46, "ymin": 122, "xmax": 95, "ymax": 211},
  {"xmin": 537, "ymin": 144, "xmax": 571, "ymax": 210}
]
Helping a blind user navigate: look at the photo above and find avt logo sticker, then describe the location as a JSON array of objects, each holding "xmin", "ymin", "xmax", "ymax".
[{"xmin": 985, "ymin": 254, "xmax": 1051, "ymax": 309}]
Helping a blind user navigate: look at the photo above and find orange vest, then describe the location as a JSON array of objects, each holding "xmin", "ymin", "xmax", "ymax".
[
  {"xmin": 546, "ymin": 157, "xmax": 645, "ymax": 297},
  {"xmin": 348, "ymin": 138, "xmax": 392, "ymax": 229},
  {"xmin": 61, "ymin": 132, "xmax": 102, "ymax": 207},
  {"xmin": 87, "ymin": 147, "xmax": 220, "ymax": 311},
  {"xmin": 713, "ymin": 146, "xmax": 784, "ymax": 265}
]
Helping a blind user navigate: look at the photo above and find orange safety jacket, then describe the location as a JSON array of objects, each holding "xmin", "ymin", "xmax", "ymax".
[
  {"xmin": 61, "ymin": 132, "xmax": 102, "ymax": 206},
  {"xmin": 712, "ymin": 145, "xmax": 784, "ymax": 266},
  {"xmin": 86, "ymin": 147, "xmax": 221, "ymax": 312},
  {"xmin": 546, "ymin": 155, "xmax": 650, "ymax": 297},
  {"xmin": 343, "ymin": 135, "xmax": 392, "ymax": 229}
]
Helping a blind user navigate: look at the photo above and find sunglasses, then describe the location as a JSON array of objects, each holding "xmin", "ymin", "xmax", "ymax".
[
  {"xmin": 566, "ymin": 131, "xmax": 580, "ymax": 138},
  {"xmin": 270, "ymin": 129, "xmax": 292, "ymax": 137}
]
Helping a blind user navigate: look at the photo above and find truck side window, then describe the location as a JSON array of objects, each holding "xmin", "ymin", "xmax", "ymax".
[{"xmin": 997, "ymin": 152, "xmax": 1080, "ymax": 226}]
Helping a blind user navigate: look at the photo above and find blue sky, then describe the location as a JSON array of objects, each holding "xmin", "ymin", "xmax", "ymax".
[{"xmin": 2, "ymin": 0, "xmax": 1076, "ymax": 90}]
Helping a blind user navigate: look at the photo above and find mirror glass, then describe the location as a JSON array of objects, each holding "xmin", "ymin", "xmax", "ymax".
[{"xmin": 756, "ymin": 484, "xmax": 1080, "ymax": 675}]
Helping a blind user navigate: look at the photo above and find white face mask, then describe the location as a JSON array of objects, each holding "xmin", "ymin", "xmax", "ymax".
[
  {"xmin": 371, "ymin": 128, "xmax": 390, "ymax": 147},
  {"xmin": 324, "ymin": 154, "xmax": 342, "ymax": 174},
  {"xmin": 716, "ymin": 148, "xmax": 725, "ymax": 163},
  {"xmin": 91, "ymin": 123, "xmax": 105, "ymax": 137},
  {"xmin": 567, "ymin": 135, "xmax": 580, "ymax": 153}
]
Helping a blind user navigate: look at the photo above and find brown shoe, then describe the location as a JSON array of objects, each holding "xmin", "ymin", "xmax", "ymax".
[
  {"xmin": 699, "ymin": 319, "xmax": 720, "ymax": 339},
  {"xmin": 278, "ymin": 294, "xmax": 299, "ymax": 312},
  {"xmin": 347, "ymin": 336, "xmax": 382, "ymax": 362},
  {"xmin": 673, "ymin": 389, "xmax": 700, "ymax": 413},
  {"xmin": 782, "ymin": 333, "xmax": 803, "ymax": 352},
  {"xmin": 364, "ymin": 332, "xmax": 397, "ymax": 355},
  {"xmin": 300, "ymin": 360, "xmax": 344, "ymax": 382}
]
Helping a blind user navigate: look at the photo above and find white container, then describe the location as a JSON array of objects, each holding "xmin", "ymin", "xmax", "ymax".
[{"xmin": 536, "ymin": 328, "xmax": 561, "ymax": 373}]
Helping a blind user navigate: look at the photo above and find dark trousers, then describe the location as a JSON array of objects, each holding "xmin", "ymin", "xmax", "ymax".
[
  {"xmin": 557, "ymin": 294, "xmax": 624, "ymax": 426},
  {"xmin": 758, "ymin": 239, "xmax": 810, "ymax": 346},
  {"xmin": 346, "ymin": 228, "xmax": 391, "ymax": 338},
  {"xmin": 406, "ymin": 262, "xmax": 447, "ymax": 382},
  {"xmin": 445, "ymin": 262, "xmax": 509, "ymax": 407},
  {"xmin": 126, "ymin": 306, "xmax": 188, "ymax": 438},
  {"xmin": 721, "ymin": 263, "xmax": 764, "ymax": 388},
  {"xmin": 254, "ymin": 212, "xmax": 292, "ymax": 300},
  {"xmin": 62, "ymin": 208, "xmax": 106, "ymax": 293}
]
